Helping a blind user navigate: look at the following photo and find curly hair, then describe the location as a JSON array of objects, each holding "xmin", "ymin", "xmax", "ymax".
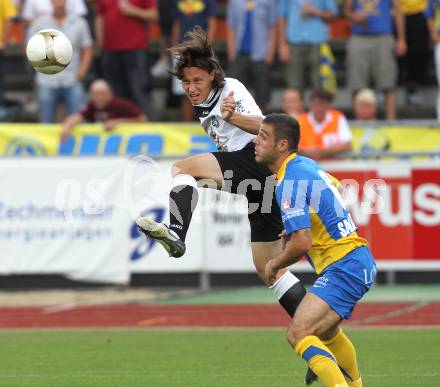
[{"xmin": 168, "ymin": 26, "xmax": 225, "ymax": 89}]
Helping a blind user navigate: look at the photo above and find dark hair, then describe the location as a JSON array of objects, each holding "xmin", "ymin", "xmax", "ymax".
[
  {"xmin": 262, "ymin": 113, "xmax": 300, "ymax": 152},
  {"xmin": 311, "ymin": 88, "xmax": 334, "ymax": 102},
  {"xmin": 168, "ymin": 26, "xmax": 225, "ymax": 89}
]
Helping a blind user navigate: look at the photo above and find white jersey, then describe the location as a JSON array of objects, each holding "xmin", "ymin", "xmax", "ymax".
[
  {"xmin": 194, "ymin": 78, "xmax": 263, "ymax": 152},
  {"xmin": 22, "ymin": 0, "xmax": 88, "ymax": 21}
]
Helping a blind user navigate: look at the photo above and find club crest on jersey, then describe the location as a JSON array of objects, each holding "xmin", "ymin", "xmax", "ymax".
[{"xmin": 211, "ymin": 117, "xmax": 220, "ymax": 128}]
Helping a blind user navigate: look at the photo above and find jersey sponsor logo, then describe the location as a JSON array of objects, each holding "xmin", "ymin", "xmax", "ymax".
[
  {"xmin": 313, "ymin": 274, "xmax": 329, "ymax": 288},
  {"xmin": 337, "ymin": 213, "xmax": 357, "ymax": 237},
  {"xmin": 281, "ymin": 208, "xmax": 306, "ymax": 222}
]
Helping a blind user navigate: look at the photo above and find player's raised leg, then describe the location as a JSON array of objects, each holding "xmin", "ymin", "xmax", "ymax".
[{"xmin": 137, "ymin": 152, "xmax": 223, "ymax": 257}]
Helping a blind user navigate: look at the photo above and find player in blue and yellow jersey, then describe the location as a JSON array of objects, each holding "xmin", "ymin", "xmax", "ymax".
[{"xmin": 254, "ymin": 113, "xmax": 376, "ymax": 387}]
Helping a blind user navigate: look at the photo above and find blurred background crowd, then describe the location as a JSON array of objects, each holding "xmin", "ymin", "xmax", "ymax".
[{"xmin": 0, "ymin": 0, "xmax": 439, "ymax": 127}]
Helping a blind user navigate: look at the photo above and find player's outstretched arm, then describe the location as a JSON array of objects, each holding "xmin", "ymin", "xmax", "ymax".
[
  {"xmin": 265, "ymin": 228, "xmax": 312, "ymax": 284},
  {"xmin": 221, "ymin": 91, "xmax": 263, "ymax": 135}
]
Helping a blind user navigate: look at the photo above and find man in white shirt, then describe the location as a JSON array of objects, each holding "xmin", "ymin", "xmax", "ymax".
[
  {"xmin": 27, "ymin": 0, "xmax": 93, "ymax": 122},
  {"xmin": 22, "ymin": 0, "xmax": 87, "ymax": 23}
]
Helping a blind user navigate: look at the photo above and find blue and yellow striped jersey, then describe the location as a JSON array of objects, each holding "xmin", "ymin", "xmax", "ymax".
[{"xmin": 276, "ymin": 153, "xmax": 367, "ymax": 274}]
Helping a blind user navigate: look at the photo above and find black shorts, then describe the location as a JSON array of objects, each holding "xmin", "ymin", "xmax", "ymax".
[{"xmin": 211, "ymin": 143, "xmax": 282, "ymax": 242}]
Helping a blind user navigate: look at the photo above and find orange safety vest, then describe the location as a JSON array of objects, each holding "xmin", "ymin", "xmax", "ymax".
[{"xmin": 297, "ymin": 109, "xmax": 346, "ymax": 149}]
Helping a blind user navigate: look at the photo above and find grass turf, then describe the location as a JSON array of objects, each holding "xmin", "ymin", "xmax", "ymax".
[{"xmin": 0, "ymin": 329, "xmax": 439, "ymax": 387}]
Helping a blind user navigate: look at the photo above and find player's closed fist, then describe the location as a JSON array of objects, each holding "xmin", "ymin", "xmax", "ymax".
[{"xmin": 221, "ymin": 91, "xmax": 236, "ymax": 121}]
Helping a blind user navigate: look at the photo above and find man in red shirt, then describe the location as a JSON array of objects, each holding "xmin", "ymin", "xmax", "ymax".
[
  {"xmin": 61, "ymin": 79, "xmax": 146, "ymax": 142},
  {"xmin": 95, "ymin": 0, "xmax": 157, "ymax": 119}
]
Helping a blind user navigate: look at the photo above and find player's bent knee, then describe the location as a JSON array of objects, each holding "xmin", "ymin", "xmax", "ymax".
[
  {"xmin": 287, "ymin": 319, "xmax": 315, "ymax": 347},
  {"xmin": 254, "ymin": 266, "xmax": 266, "ymax": 283},
  {"xmin": 171, "ymin": 159, "xmax": 192, "ymax": 177},
  {"xmin": 287, "ymin": 326, "xmax": 301, "ymax": 347}
]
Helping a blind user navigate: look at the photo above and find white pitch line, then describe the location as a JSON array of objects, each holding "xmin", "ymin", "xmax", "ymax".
[
  {"xmin": 350, "ymin": 301, "xmax": 431, "ymax": 325},
  {"xmin": 42, "ymin": 303, "xmax": 76, "ymax": 314}
]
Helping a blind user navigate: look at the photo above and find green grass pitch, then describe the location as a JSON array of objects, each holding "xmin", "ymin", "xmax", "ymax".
[{"xmin": 0, "ymin": 329, "xmax": 439, "ymax": 387}]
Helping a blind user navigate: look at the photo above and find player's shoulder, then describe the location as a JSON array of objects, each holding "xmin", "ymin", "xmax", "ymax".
[
  {"xmin": 223, "ymin": 77, "xmax": 248, "ymax": 94},
  {"xmin": 284, "ymin": 155, "xmax": 321, "ymax": 180}
]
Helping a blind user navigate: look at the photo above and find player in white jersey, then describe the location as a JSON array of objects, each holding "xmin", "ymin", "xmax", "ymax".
[
  {"xmin": 195, "ymin": 77, "xmax": 258, "ymax": 152},
  {"xmin": 137, "ymin": 31, "xmax": 313, "ymax": 381}
]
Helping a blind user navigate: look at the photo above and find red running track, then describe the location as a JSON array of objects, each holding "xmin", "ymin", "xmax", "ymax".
[{"xmin": 0, "ymin": 302, "xmax": 439, "ymax": 329}]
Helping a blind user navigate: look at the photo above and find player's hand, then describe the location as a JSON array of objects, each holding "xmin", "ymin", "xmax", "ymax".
[
  {"xmin": 278, "ymin": 42, "xmax": 290, "ymax": 63},
  {"xmin": 265, "ymin": 260, "xmax": 279, "ymax": 286},
  {"xmin": 221, "ymin": 91, "xmax": 236, "ymax": 121}
]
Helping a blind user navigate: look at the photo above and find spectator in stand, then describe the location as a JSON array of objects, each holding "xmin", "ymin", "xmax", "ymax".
[
  {"xmin": 297, "ymin": 88, "xmax": 353, "ymax": 160},
  {"xmin": 344, "ymin": 0, "xmax": 406, "ymax": 120},
  {"xmin": 22, "ymin": 0, "xmax": 87, "ymax": 24},
  {"xmin": 226, "ymin": 0, "xmax": 277, "ymax": 113},
  {"xmin": 28, "ymin": 0, "xmax": 93, "ymax": 123},
  {"xmin": 170, "ymin": 0, "xmax": 217, "ymax": 121},
  {"xmin": 95, "ymin": 0, "xmax": 157, "ymax": 120},
  {"xmin": 354, "ymin": 88, "xmax": 378, "ymax": 120},
  {"xmin": 282, "ymin": 88, "xmax": 305, "ymax": 118},
  {"xmin": 399, "ymin": 0, "xmax": 429, "ymax": 104},
  {"xmin": 278, "ymin": 0, "xmax": 337, "ymax": 91},
  {"xmin": 0, "ymin": 0, "xmax": 17, "ymax": 105},
  {"xmin": 172, "ymin": 0, "xmax": 217, "ymax": 43},
  {"xmin": 426, "ymin": 0, "xmax": 440, "ymax": 121},
  {"xmin": 151, "ymin": 0, "xmax": 173, "ymax": 78},
  {"xmin": 62, "ymin": 79, "xmax": 146, "ymax": 141}
]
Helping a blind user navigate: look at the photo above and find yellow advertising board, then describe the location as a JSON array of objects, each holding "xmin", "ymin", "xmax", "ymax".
[
  {"xmin": 0, "ymin": 123, "xmax": 439, "ymax": 157},
  {"xmin": 0, "ymin": 123, "xmax": 210, "ymax": 157}
]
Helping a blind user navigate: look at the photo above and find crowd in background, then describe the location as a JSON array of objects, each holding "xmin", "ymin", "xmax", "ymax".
[{"xmin": 0, "ymin": 0, "xmax": 438, "ymax": 127}]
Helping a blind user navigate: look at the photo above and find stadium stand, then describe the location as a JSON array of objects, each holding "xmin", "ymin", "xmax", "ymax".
[{"xmin": 1, "ymin": 3, "xmax": 438, "ymax": 122}]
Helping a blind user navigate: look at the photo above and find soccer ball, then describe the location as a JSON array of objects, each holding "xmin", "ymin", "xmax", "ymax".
[{"xmin": 26, "ymin": 29, "xmax": 73, "ymax": 75}]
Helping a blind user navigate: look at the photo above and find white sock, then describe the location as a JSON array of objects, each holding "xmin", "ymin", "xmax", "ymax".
[
  {"xmin": 269, "ymin": 271, "xmax": 300, "ymax": 300},
  {"xmin": 171, "ymin": 174, "xmax": 198, "ymax": 189}
]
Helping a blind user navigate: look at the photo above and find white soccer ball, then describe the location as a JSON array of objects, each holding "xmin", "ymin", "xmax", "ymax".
[{"xmin": 26, "ymin": 29, "xmax": 73, "ymax": 75}]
